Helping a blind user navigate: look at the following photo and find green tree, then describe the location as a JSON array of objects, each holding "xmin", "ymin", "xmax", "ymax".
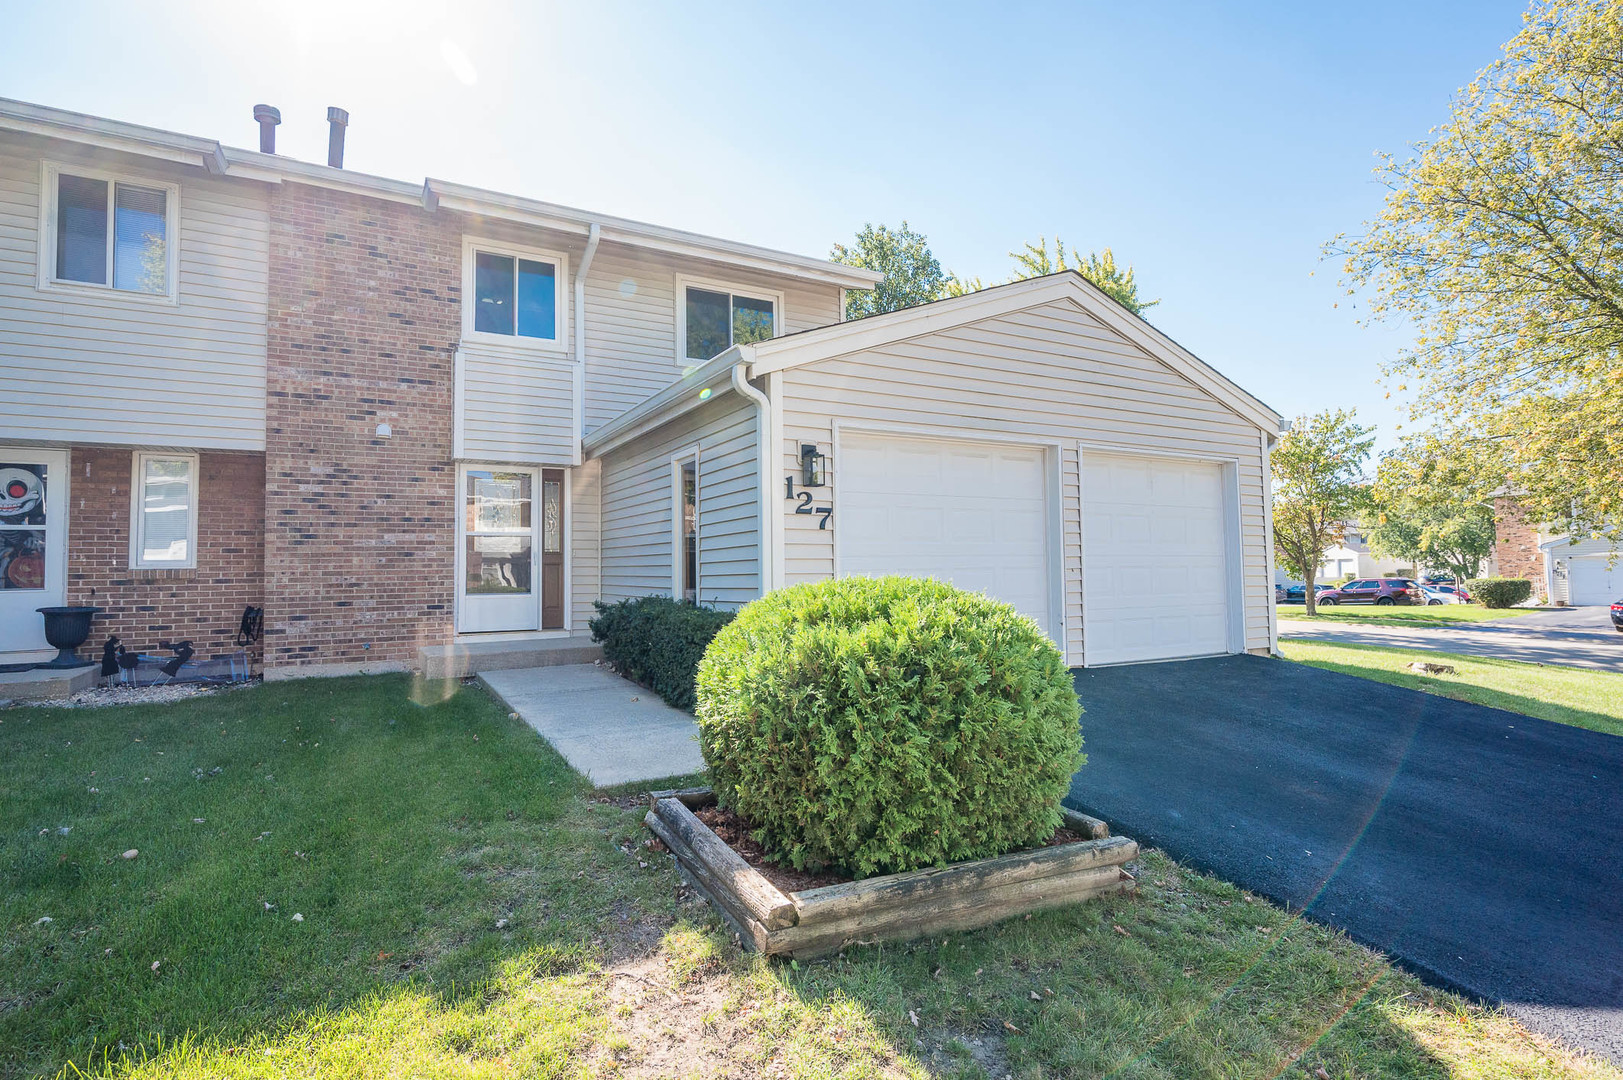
[
  {"xmin": 1365, "ymin": 463, "xmax": 1497, "ymax": 589},
  {"xmin": 1010, "ymin": 237, "xmax": 1158, "ymax": 316},
  {"xmin": 831, "ymin": 222, "xmax": 946, "ymax": 319},
  {"xmin": 1335, "ymin": 0, "xmax": 1623, "ymax": 542},
  {"xmin": 1271, "ymin": 410, "xmax": 1376, "ymax": 614}
]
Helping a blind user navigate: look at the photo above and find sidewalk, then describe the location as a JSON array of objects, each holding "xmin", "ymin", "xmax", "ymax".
[{"xmin": 478, "ymin": 663, "xmax": 705, "ymax": 787}]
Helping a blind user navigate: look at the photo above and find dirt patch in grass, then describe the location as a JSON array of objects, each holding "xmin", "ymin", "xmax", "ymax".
[{"xmin": 692, "ymin": 804, "xmax": 1093, "ymax": 894}]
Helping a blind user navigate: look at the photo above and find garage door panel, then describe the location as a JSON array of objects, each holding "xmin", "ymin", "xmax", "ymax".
[
  {"xmin": 840, "ymin": 432, "xmax": 1052, "ymax": 634},
  {"xmin": 1084, "ymin": 452, "xmax": 1231, "ymax": 665},
  {"xmin": 1566, "ymin": 558, "xmax": 1621, "ymax": 605}
]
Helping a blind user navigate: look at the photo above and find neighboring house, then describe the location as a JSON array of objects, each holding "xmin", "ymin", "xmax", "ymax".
[
  {"xmin": 1493, "ymin": 496, "xmax": 1620, "ymax": 605},
  {"xmin": 0, "ymin": 97, "xmax": 1284, "ymax": 680},
  {"xmin": 1272, "ymin": 523, "xmax": 1413, "ymax": 586}
]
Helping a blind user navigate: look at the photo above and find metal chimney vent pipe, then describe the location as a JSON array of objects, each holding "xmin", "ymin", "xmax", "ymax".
[
  {"xmin": 252, "ymin": 104, "xmax": 281, "ymax": 154},
  {"xmin": 326, "ymin": 106, "xmax": 349, "ymax": 168}
]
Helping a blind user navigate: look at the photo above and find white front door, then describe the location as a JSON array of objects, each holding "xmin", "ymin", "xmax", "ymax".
[
  {"xmin": 1082, "ymin": 452, "xmax": 1233, "ymax": 665},
  {"xmin": 1, "ymin": 448, "xmax": 68, "ymax": 665},
  {"xmin": 838, "ymin": 432, "xmax": 1054, "ymax": 637},
  {"xmin": 457, "ymin": 465, "xmax": 541, "ymax": 633}
]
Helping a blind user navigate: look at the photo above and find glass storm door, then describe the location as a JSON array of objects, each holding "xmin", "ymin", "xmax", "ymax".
[
  {"xmin": 0, "ymin": 448, "xmax": 68, "ymax": 664},
  {"xmin": 459, "ymin": 466, "xmax": 541, "ymax": 633}
]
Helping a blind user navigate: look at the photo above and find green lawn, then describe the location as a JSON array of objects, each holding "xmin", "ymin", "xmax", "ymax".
[
  {"xmin": 1281, "ymin": 640, "xmax": 1623, "ymax": 736},
  {"xmin": 3, "ymin": 677, "xmax": 1615, "ymax": 1079},
  {"xmin": 1278, "ymin": 603, "xmax": 1540, "ymax": 628}
]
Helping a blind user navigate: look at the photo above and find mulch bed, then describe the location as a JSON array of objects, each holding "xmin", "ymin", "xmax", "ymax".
[{"xmin": 692, "ymin": 805, "xmax": 1092, "ymax": 895}]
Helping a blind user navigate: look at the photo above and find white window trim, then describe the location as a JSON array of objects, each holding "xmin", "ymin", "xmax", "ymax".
[
  {"xmin": 129, "ymin": 451, "xmax": 199, "ymax": 570},
  {"xmin": 671, "ymin": 445, "xmax": 700, "ymax": 599},
  {"xmin": 674, "ymin": 273, "xmax": 784, "ymax": 368},
  {"xmin": 460, "ymin": 236, "xmax": 570, "ymax": 353},
  {"xmin": 37, "ymin": 160, "xmax": 181, "ymax": 304}
]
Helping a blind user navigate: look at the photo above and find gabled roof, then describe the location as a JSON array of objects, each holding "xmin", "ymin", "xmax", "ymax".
[
  {"xmin": 0, "ymin": 96, "xmax": 880, "ymax": 292},
  {"xmin": 740, "ymin": 271, "xmax": 1282, "ymax": 435}
]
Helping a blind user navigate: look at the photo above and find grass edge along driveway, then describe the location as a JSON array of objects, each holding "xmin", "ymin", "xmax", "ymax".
[
  {"xmin": 2, "ymin": 675, "xmax": 1617, "ymax": 1079},
  {"xmin": 1280, "ymin": 638, "xmax": 1623, "ymax": 737}
]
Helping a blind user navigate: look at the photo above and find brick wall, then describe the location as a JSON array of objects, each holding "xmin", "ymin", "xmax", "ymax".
[
  {"xmin": 67, "ymin": 448, "xmax": 265, "ymax": 663},
  {"xmin": 262, "ymin": 183, "xmax": 460, "ymax": 670},
  {"xmin": 1493, "ymin": 496, "xmax": 1545, "ymax": 598}
]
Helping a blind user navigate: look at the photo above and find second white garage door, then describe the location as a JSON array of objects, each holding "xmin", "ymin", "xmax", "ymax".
[
  {"xmin": 1565, "ymin": 557, "xmax": 1621, "ymax": 606},
  {"xmin": 1083, "ymin": 452, "xmax": 1233, "ymax": 665},
  {"xmin": 839, "ymin": 432, "xmax": 1053, "ymax": 636}
]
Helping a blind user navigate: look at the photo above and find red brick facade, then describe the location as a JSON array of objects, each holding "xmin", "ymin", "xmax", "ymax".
[
  {"xmin": 67, "ymin": 448, "xmax": 265, "ymax": 664},
  {"xmin": 261, "ymin": 183, "xmax": 461, "ymax": 670},
  {"xmin": 1493, "ymin": 496, "xmax": 1546, "ymax": 599}
]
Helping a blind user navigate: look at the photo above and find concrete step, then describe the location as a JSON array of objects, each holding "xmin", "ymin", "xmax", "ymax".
[
  {"xmin": 419, "ymin": 636, "xmax": 604, "ymax": 679},
  {"xmin": 0, "ymin": 665, "xmax": 98, "ymax": 702}
]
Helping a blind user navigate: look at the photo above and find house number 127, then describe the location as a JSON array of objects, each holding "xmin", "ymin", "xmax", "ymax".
[{"xmin": 785, "ymin": 478, "xmax": 832, "ymax": 529}]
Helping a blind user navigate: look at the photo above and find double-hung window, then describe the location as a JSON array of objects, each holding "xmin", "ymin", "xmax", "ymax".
[
  {"xmin": 676, "ymin": 277, "xmax": 781, "ymax": 366},
  {"xmin": 130, "ymin": 453, "xmax": 198, "ymax": 569},
  {"xmin": 463, "ymin": 239, "xmax": 567, "ymax": 347},
  {"xmin": 41, "ymin": 163, "xmax": 177, "ymax": 299}
]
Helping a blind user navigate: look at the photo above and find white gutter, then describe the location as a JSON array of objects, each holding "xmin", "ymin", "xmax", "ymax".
[
  {"xmin": 573, "ymin": 222, "xmax": 601, "ymax": 466},
  {"xmin": 730, "ymin": 360, "xmax": 774, "ymax": 599}
]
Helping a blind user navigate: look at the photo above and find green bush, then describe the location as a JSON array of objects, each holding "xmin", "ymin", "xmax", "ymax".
[
  {"xmin": 1465, "ymin": 577, "xmax": 1534, "ymax": 609},
  {"xmin": 695, "ymin": 576, "xmax": 1084, "ymax": 879},
  {"xmin": 589, "ymin": 597, "xmax": 735, "ymax": 711}
]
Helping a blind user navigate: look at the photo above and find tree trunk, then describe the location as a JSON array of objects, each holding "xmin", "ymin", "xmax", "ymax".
[{"xmin": 1303, "ymin": 564, "xmax": 1319, "ymax": 616}]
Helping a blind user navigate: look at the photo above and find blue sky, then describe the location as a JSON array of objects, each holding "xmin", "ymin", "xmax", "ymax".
[{"xmin": 1, "ymin": 0, "xmax": 1527, "ymax": 451}]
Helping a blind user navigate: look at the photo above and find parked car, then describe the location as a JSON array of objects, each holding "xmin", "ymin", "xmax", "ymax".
[
  {"xmin": 1421, "ymin": 583, "xmax": 1472, "ymax": 605},
  {"xmin": 1610, "ymin": 599, "xmax": 1623, "ymax": 633},
  {"xmin": 1421, "ymin": 574, "xmax": 1457, "ymax": 587},
  {"xmin": 1315, "ymin": 578, "xmax": 1421, "ymax": 606},
  {"xmin": 1285, "ymin": 584, "xmax": 1308, "ymax": 602}
]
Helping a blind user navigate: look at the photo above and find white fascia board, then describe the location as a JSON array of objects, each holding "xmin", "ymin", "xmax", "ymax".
[
  {"xmin": 749, "ymin": 272, "xmax": 1285, "ymax": 435},
  {"xmin": 580, "ymin": 348, "xmax": 745, "ymax": 458},
  {"xmin": 424, "ymin": 179, "xmax": 883, "ymax": 291},
  {"xmin": 0, "ymin": 96, "xmax": 226, "ymax": 172}
]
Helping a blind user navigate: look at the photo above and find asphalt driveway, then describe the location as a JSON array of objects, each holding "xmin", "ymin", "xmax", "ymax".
[
  {"xmin": 1280, "ymin": 604, "xmax": 1623, "ymax": 671},
  {"xmin": 1064, "ymin": 654, "xmax": 1623, "ymax": 1062}
]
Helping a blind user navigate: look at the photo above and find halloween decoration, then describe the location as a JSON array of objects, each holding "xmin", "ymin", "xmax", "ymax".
[
  {"xmin": 101, "ymin": 636, "xmax": 122, "ymax": 679},
  {"xmin": 158, "ymin": 639, "xmax": 195, "ymax": 679},
  {"xmin": 35, "ymin": 606, "xmax": 102, "ymax": 668},
  {"xmin": 236, "ymin": 606, "xmax": 264, "ymax": 647},
  {"xmin": 0, "ymin": 463, "xmax": 47, "ymax": 591}
]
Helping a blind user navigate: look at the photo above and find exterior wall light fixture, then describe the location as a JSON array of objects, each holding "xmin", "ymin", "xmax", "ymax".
[{"xmin": 800, "ymin": 444, "xmax": 827, "ymax": 487}]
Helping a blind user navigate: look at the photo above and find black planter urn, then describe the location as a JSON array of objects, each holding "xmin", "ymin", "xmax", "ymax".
[{"xmin": 35, "ymin": 606, "xmax": 103, "ymax": 669}]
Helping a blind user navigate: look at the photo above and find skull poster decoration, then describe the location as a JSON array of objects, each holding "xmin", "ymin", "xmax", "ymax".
[{"xmin": 0, "ymin": 464, "xmax": 47, "ymax": 591}]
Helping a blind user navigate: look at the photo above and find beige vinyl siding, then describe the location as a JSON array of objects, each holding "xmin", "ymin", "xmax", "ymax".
[
  {"xmin": 450, "ymin": 220, "xmax": 841, "ymax": 460},
  {"xmin": 569, "ymin": 457, "xmax": 602, "ymax": 631},
  {"xmin": 599, "ymin": 391, "xmax": 760, "ymax": 609},
  {"xmin": 0, "ymin": 132, "xmax": 269, "ymax": 450},
  {"xmin": 583, "ymin": 242, "xmax": 840, "ymax": 431},
  {"xmin": 777, "ymin": 297, "xmax": 1273, "ymax": 662},
  {"xmin": 457, "ymin": 343, "xmax": 576, "ymax": 463}
]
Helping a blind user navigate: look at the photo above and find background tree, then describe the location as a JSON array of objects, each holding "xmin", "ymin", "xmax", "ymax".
[
  {"xmin": 1010, "ymin": 237, "xmax": 1158, "ymax": 316},
  {"xmin": 1272, "ymin": 409, "xmax": 1376, "ymax": 614},
  {"xmin": 1335, "ymin": 0, "xmax": 1623, "ymax": 541},
  {"xmin": 1365, "ymin": 440, "xmax": 1499, "ymax": 585},
  {"xmin": 830, "ymin": 222, "xmax": 946, "ymax": 319}
]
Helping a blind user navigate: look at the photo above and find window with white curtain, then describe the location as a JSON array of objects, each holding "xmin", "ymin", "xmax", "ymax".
[
  {"xmin": 130, "ymin": 453, "xmax": 198, "ymax": 568},
  {"xmin": 42, "ymin": 162, "xmax": 177, "ymax": 299}
]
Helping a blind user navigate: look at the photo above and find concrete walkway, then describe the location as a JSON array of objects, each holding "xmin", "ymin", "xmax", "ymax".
[
  {"xmin": 1280, "ymin": 605, "xmax": 1623, "ymax": 672},
  {"xmin": 479, "ymin": 664, "xmax": 704, "ymax": 787}
]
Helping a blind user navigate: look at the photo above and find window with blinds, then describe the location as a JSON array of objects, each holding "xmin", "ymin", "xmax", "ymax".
[
  {"xmin": 46, "ymin": 165, "xmax": 174, "ymax": 297},
  {"xmin": 131, "ymin": 453, "xmax": 197, "ymax": 568}
]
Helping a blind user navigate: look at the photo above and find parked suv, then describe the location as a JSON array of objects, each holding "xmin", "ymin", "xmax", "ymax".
[{"xmin": 1316, "ymin": 578, "xmax": 1421, "ymax": 606}]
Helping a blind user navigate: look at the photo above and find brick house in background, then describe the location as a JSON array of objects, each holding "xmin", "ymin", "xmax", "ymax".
[
  {"xmin": 1, "ymin": 97, "xmax": 1287, "ymax": 692},
  {"xmin": 1493, "ymin": 496, "xmax": 1622, "ymax": 606}
]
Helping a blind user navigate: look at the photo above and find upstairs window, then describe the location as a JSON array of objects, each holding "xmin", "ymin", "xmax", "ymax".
[
  {"xmin": 130, "ymin": 453, "xmax": 197, "ymax": 569},
  {"xmin": 42, "ymin": 163, "xmax": 177, "ymax": 299},
  {"xmin": 677, "ymin": 277, "xmax": 781, "ymax": 365},
  {"xmin": 463, "ymin": 239, "xmax": 567, "ymax": 347}
]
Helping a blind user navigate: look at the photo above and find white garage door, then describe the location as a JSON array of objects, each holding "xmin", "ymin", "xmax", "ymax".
[
  {"xmin": 839, "ymin": 432, "xmax": 1053, "ymax": 635},
  {"xmin": 1566, "ymin": 557, "xmax": 1622, "ymax": 606},
  {"xmin": 1083, "ymin": 452, "xmax": 1232, "ymax": 665}
]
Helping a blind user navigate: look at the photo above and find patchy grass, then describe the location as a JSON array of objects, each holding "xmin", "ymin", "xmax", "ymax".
[
  {"xmin": 3, "ymin": 676, "xmax": 1617, "ymax": 1079},
  {"xmin": 1281, "ymin": 640, "xmax": 1623, "ymax": 737},
  {"xmin": 1278, "ymin": 603, "xmax": 1540, "ymax": 627}
]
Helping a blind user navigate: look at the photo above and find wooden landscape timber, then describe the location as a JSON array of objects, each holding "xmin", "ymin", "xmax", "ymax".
[{"xmin": 644, "ymin": 790, "xmax": 1137, "ymax": 958}]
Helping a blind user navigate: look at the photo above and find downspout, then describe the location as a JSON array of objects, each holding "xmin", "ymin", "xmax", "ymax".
[
  {"xmin": 730, "ymin": 360, "xmax": 773, "ymax": 599},
  {"xmin": 572, "ymin": 222, "xmax": 601, "ymax": 466}
]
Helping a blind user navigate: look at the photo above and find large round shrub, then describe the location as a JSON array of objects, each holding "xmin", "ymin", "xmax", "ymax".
[{"xmin": 695, "ymin": 576, "xmax": 1084, "ymax": 879}]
